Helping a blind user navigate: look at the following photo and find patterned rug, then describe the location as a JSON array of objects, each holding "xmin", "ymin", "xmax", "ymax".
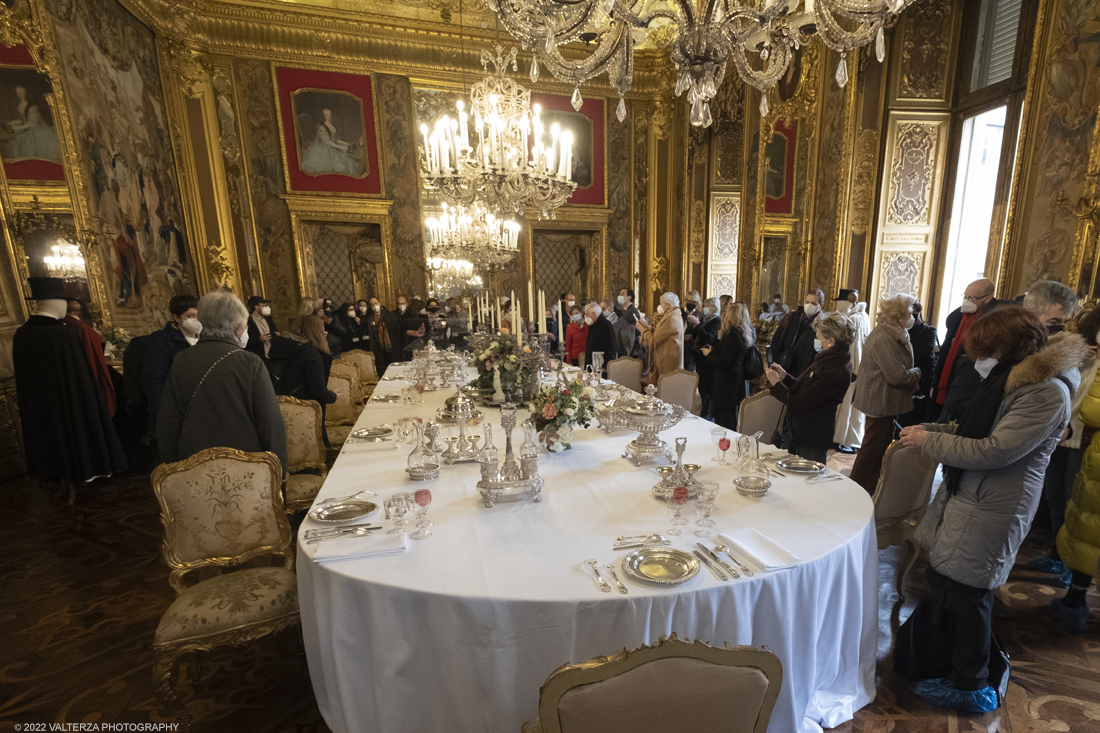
[{"xmin": 0, "ymin": 474, "xmax": 1096, "ymax": 731}]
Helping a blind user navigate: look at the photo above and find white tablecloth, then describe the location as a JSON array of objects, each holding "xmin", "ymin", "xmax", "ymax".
[{"xmin": 299, "ymin": 365, "xmax": 878, "ymax": 733}]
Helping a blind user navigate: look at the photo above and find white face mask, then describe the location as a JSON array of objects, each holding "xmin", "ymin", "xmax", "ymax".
[
  {"xmin": 584, "ymin": 316, "xmax": 594, "ymax": 326},
  {"xmin": 261, "ymin": 305, "xmax": 271, "ymax": 317},
  {"xmin": 657, "ymin": 304, "xmax": 665, "ymax": 315},
  {"xmin": 373, "ymin": 304, "xmax": 381, "ymax": 313},
  {"xmin": 398, "ymin": 304, "xmax": 407, "ymax": 312},
  {"xmin": 904, "ymin": 315, "xmax": 915, "ymax": 329},
  {"xmin": 237, "ymin": 330, "xmax": 249, "ymax": 349},
  {"xmin": 571, "ymin": 313, "xmax": 582, "ymax": 322},
  {"xmin": 703, "ymin": 307, "xmax": 711, "ymax": 316},
  {"xmin": 180, "ymin": 317, "xmax": 202, "ymax": 336},
  {"xmin": 359, "ymin": 306, "xmax": 368, "ymax": 314},
  {"xmin": 960, "ymin": 300, "xmax": 978, "ymax": 314},
  {"xmin": 617, "ymin": 295, "xmax": 626, "ymax": 305},
  {"xmin": 813, "ymin": 339, "xmax": 823, "ymax": 352},
  {"xmin": 804, "ymin": 303, "xmax": 820, "ymax": 317},
  {"xmin": 347, "ymin": 309, "xmax": 355, "ymax": 318},
  {"xmin": 974, "ymin": 357, "xmax": 998, "ymax": 379},
  {"xmin": 566, "ymin": 300, "xmax": 575, "ymax": 308}
]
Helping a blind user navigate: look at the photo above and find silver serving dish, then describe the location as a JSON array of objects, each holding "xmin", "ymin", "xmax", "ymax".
[
  {"xmin": 775, "ymin": 458, "xmax": 826, "ymax": 474},
  {"xmin": 437, "ymin": 386, "xmax": 483, "ymax": 423},
  {"xmin": 621, "ymin": 547, "xmax": 700, "ymax": 586},
  {"xmin": 733, "ymin": 476, "xmax": 772, "ymax": 498},
  {"xmin": 601, "ymin": 385, "xmax": 686, "ymax": 466},
  {"xmin": 308, "ymin": 500, "xmax": 379, "ymax": 524},
  {"xmin": 406, "ymin": 464, "xmax": 440, "ymax": 481},
  {"xmin": 351, "ymin": 425, "xmax": 395, "ymax": 440}
]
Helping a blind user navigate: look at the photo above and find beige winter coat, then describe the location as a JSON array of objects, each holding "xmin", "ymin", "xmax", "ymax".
[{"xmin": 641, "ymin": 308, "xmax": 685, "ymax": 381}]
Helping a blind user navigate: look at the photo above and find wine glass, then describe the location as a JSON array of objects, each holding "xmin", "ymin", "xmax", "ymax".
[
  {"xmin": 387, "ymin": 493, "xmax": 408, "ymax": 534},
  {"xmin": 710, "ymin": 428, "xmax": 727, "ymax": 463},
  {"xmin": 693, "ymin": 482, "xmax": 720, "ymax": 537},
  {"xmin": 410, "ymin": 488, "xmax": 432, "ymax": 539},
  {"xmin": 666, "ymin": 486, "xmax": 690, "ymax": 536}
]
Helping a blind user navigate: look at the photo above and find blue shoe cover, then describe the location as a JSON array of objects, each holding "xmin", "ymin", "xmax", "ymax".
[
  {"xmin": 1051, "ymin": 597, "xmax": 1089, "ymax": 634},
  {"xmin": 1026, "ymin": 556, "xmax": 1067, "ymax": 574},
  {"xmin": 912, "ymin": 678, "xmax": 998, "ymax": 713}
]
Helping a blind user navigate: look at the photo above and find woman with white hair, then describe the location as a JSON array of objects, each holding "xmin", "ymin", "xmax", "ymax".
[
  {"xmin": 848, "ymin": 294, "xmax": 922, "ymax": 494},
  {"xmin": 156, "ymin": 291, "xmax": 288, "ymax": 475},
  {"xmin": 636, "ymin": 292, "xmax": 685, "ymax": 382}
]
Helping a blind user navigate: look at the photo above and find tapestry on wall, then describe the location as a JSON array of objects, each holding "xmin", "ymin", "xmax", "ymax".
[
  {"xmin": 0, "ymin": 44, "xmax": 64, "ymax": 182},
  {"xmin": 44, "ymin": 0, "xmax": 193, "ymax": 331}
]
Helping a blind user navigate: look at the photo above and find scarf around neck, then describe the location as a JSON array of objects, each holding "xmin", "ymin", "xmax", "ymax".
[{"xmin": 943, "ymin": 358, "xmax": 1015, "ymax": 496}]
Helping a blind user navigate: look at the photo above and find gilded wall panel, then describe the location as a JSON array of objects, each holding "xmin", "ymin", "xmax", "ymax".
[
  {"xmin": 886, "ymin": 121, "xmax": 940, "ymax": 226},
  {"xmin": 897, "ymin": 0, "xmax": 954, "ymax": 102},
  {"xmin": 708, "ymin": 192, "xmax": 740, "ymax": 297},
  {"xmin": 633, "ymin": 102, "xmax": 649, "ymax": 306},
  {"xmin": 43, "ymin": 0, "xmax": 195, "ymax": 334},
  {"xmin": 606, "ymin": 102, "xmax": 633, "ymax": 293},
  {"xmin": 710, "ymin": 77, "xmax": 744, "ymax": 188},
  {"xmin": 880, "ymin": 251, "xmax": 925, "ymax": 299},
  {"xmin": 376, "ymin": 73, "xmax": 426, "ymax": 299},
  {"xmin": 811, "ymin": 48, "xmax": 855, "ymax": 299}
]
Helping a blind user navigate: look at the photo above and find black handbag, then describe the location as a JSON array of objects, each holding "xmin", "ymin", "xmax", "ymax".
[{"xmin": 743, "ymin": 345, "xmax": 766, "ymax": 380}]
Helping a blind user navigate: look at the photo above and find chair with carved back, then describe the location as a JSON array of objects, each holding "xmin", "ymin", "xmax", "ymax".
[
  {"xmin": 607, "ymin": 356, "xmax": 643, "ymax": 394},
  {"xmin": 330, "ymin": 358, "xmax": 365, "ymax": 405},
  {"xmin": 872, "ymin": 441, "xmax": 939, "ymax": 599},
  {"xmin": 278, "ymin": 396, "xmax": 329, "ymax": 513},
  {"xmin": 325, "ymin": 372, "xmax": 359, "ymax": 447},
  {"xmin": 150, "ymin": 448, "xmax": 299, "ymax": 733},
  {"xmin": 521, "ymin": 633, "xmax": 783, "ymax": 733},
  {"xmin": 736, "ymin": 392, "xmax": 785, "ymax": 447},
  {"xmin": 657, "ymin": 368, "xmax": 699, "ymax": 413},
  {"xmin": 341, "ymin": 348, "xmax": 378, "ymax": 400}
]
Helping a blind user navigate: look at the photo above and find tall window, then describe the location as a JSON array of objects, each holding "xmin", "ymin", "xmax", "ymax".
[{"xmin": 971, "ymin": 0, "xmax": 1023, "ymax": 91}]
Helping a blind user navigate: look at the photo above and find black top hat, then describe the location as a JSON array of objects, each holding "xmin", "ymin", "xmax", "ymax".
[
  {"xmin": 25, "ymin": 277, "xmax": 68, "ymax": 301},
  {"xmin": 835, "ymin": 288, "xmax": 858, "ymax": 300},
  {"xmin": 247, "ymin": 295, "xmax": 272, "ymax": 308}
]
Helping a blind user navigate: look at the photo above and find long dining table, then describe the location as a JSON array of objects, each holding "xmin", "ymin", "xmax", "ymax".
[{"xmin": 298, "ymin": 362, "xmax": 878, "ymax": 733}]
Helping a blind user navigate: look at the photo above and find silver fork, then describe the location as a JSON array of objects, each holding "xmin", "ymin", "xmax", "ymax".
[
  {"xmin": 605, "ymin": 564, "xmax": 628, "ymax": 594},
  {"xmin": 305, "ymin": 528, "xmax": 375, "ymax": 545},
  {"xmin": 586, "ymin": 559, "xmax": 612, "ymax": 593}
]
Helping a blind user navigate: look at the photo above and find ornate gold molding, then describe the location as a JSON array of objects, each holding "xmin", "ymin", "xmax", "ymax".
[{"xmin": 0, "ymin": 0, "xmax": 43, "ymax": 66}]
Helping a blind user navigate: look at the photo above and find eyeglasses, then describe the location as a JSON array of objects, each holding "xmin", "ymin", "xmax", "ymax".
[{"xmin": 962, "ymin": 293, "xmax": 992, "ymax": 304}]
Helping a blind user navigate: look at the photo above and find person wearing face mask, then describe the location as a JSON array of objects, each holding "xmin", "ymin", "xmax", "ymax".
[
  {"xmin": 583, "ymin": 302, "xmax": 618, "ymax": 375},
  {"xmin": 693, "ymin": 297, "xmax": 723, "ymax": 418},
  {"xmin": 615, "ymin": 288, "xmax": 642, "ymax": 358},
  {"xmin": 701, "ymin": 300, "xmax": 754, "ymax": 430},
  {"xmin": 62, "ymin": 297, "xmax": 117, "ymax": 418},
  {"xmin": 13, "ymin": 277, "xmax": 128, "ymax": 500},
  {"xmin": 896, "ymin": 307, "xmax": 1083, "ymax": 713},
  {"xmin": 682, "ymin": 290, "xmax": 703, "ymax": 372},
  {"xmin": 847, "ymin": 294, "xmax": 922, "ymax": 494},
  {"xmin": 348, "ymin": 299, "xmax": 372, "ymax": 350},
  {"xmin": 367, "ymin": 296, "xmax": 401, "ymax": 374},
  {"xmin": 636, "ymin": 292, "xmax": 685, "ymax": 383},
  {"xmin": 771, "ymin": 289, "xmax": 825, "ymax": 379},
  {"xmin": 246, "ymin": 295, "xmax": 279, "ymax": 359},
  {"xmin": 931, "ymin": 278, "xmax": 999, "ymax": 415},
  {"xmin": 564, "ymin": 305, "xmax": 588, "ymax": 366},
  {"xmin": 141, "ymin": 294, "xmax": 200, "ymax": 436},
  {"xmin": 899, "ymin": 300, "xmax": 940, "ymax": 428},
  {"xmin": 157, "ymin": 291, "xmax": 288, "ymax": 479},
  {"xmin": 332, "ymin": 301, "xmax": 364, "ymax": 355},
  {"xmin": 765, "ymin": 313, "xmax": 854, "ymax": 462},
  {"xmin": 765, "ymin": 293, "xmax": 790, "ymax": 320},
  {"xmin": 832, "ymin": 289, "xmax": 872, "ymax": 453}
]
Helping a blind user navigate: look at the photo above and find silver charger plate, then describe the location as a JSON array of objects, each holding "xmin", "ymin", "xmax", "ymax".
[
  {"xmin": 621, "ymin": 547, "xmax": 700, "ymax": 586},
  {"xmin": 351, "ymin": 425, "xmax": 395, "ymax": 440},
  {"xmin": 775, "ymin": 457, "xmax": 826, "ymax": 474},
  {"xmin": 308, "ymin": 500, "xmax": 379, "ymax": 524},
  {"xmin": 372, "ymin": 393, "xmax": 402, "ymax": 403}
]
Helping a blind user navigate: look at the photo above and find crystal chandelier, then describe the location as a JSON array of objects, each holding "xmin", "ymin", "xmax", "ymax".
[
  {"xmin": 424, "ymin": 202, "xmax": 522, "ymax": 268},
  {"xmin": 420, "ymin": 45, "xmax": 578, "ymax": 218},
  {"xmin": 427, "ymin": 257, "xmax": 485, "ymax": 296},
  {"xmin": 43, "ymin": 242, "xmax": 87, "ymax": 280},
  {"xmin": 484, "ymin": 0, "xmax": 913, "ymax": 126}
]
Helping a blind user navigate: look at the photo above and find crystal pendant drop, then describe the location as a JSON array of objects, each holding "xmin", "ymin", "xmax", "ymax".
[
  {"xmin": 835, "ymin": 55, "xmax": 849, "ymax": 88},
  {"xmin": 571, "ymin": 87, "xmax": 583, "ymax": 111},
  {"xmin": 876, "ymin": 27, "xmax": 885, "ymax": 63},
  {"xmin": 690, "ymin": 96, "xmax": 704, "ymax": 126},
  {"xmin": 675, "ymin": 71, "xmax": 689, "ymax": 97},
  {"xmin": 701, "ymin": 101, "xmax": 713, "ymax": 127},
  {"xmin": 545, "ymin": 32, "xmax": 555, "ymax": 54},
  {"xmin": 687, "ymin": 85, "xmax": 697, "ymax": 104},
  {"xmin": 703, "ymin": 78, "xmax": 717, "ymax": 98},
  {"xmin": 616, "ymin": 96, "xmax": 627, "ymax": 122},
  {"xmin": 759, "ymin": 93, "xmax": 769, "ymax": 117},
  {"xmin": 530, "ymin": 56, "xmax": 539, "ymax": 83}
]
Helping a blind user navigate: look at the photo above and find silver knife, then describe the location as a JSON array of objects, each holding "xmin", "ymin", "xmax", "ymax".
[
  {"xmin": 305, "ymin": 528, "xmax": 375, "ymax": 545},
  {"xmin": 303, "ymin": 523, "xmax": 382, "ymax": 539},
  {"xmin": 697, "ymin": 543, "xmax": 741, "ymax": 578},
  {"xmin": 693, "ymin": 549, "xmax": 729, "ymax": 580},
  {"xmin": 612, "ymin": 540, "xmax": 671, "ymax": 550}
]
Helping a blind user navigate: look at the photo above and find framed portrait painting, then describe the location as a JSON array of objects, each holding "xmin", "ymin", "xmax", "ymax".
[
  {"xmin": 0, "ymin": 44, "xmax": 64, "ymax": 182},
  {"xmin": 764, "ymin": 119, "xmax": 797, "ymax": 215},
  {"xmin": 275, "ymin": 66, "xmax": 382, "ymax": 196},
  {"xmin": 530, "ymin": 93, "xmax": 605, "ymax": 207}
]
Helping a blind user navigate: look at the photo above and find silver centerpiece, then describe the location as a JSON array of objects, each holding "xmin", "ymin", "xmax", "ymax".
[
  {"xmin": 438, "ymin": 385, "xmax": 483, "ymax": 424},
  {"xmin": 476, "ymin": 404, "xmax": 544, "ymax": 507},
  {"xmin": 440, "ymin": 412, "xmax": 483, "ymax": 465},
  {"xmin": 601, "ymin": 384, "xmax": 686, "ymax": 466},
  {"xmin": 652, "ymin": 437, "xmax": 703, "ymax": 499}
]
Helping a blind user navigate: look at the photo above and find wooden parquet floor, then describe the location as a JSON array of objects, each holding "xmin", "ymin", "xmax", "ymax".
[{"xmin": 0, "ymin": 473, "xmax": 1097, "ymax": 732}]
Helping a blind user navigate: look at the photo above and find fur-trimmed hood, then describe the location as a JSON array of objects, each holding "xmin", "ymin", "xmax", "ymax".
[{"xmin": 1006, "ymin": 332, "xmax": 1088, "ymax": 394}]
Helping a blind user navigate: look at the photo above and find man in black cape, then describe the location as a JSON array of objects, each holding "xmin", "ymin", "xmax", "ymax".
[
  {"xmin": 583, "ymin": 302, "xmax": 618, "ymax": 375},
  {"xmin": 13, "ymin": 278, "xmax": 127, "ymax": 501}
]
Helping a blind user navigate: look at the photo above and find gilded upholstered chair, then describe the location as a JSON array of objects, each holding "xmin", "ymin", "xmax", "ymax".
[
  {"xmin": 342, "ymin": 348, "xmax": 379, "ymax": 388},
  {"xmin": 325, "ymin": 372, "xmax": 359, "ymax": 447},
  {"xmin": 606, "ymin": 356, "xmax": 643, "ymax": 394},
  {"xmin": 521, "ymin": 633, "xmax": 783, "ymax": 733},
  {"xmin": 736, "ymin": 392, "xmax": 784, "ymax": 447},
  {"xmin": 657, "ymin": 369, "xmax": 699, "ymax": 413},
  {"xmin": 871, "ymin": 441, "xmax": 939, "ymax": 599},
  {"xmin": 330, "ymin": 359, "xmax": 365, "ymax": 405},
  {"xmin": 278, "ymin": 396, "xmax": 329, "ymax": 514},
  {"xmin": 150, "ymin": 448, "xmax": 299, "ymax": 732}
]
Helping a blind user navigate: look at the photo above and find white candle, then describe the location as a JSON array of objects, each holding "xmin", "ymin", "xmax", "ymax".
[
  {"xmin": 558, "ymin": 296, "xmax": 565, "ymax": 344},
  {"xmin": 528, "ymin": 282, "xmax": 535, "ymax": 325}
]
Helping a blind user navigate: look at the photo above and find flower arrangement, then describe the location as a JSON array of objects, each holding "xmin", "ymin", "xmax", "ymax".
[
  {"xmin": 468, "ymin": 333, "xmax": 535, "ymax": 399},
  {"xmin": 527, "ymin": 378, "xmax": 596, "ymax": 452},
  {"xmin": 99, "ymin": 326, "xmax": 134, "ymax": 361}
]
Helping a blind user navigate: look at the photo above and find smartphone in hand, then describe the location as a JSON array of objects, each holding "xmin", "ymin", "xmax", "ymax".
[{"xmin": 765, "ymin": 344, "xmax": 774, "ymax": 366}]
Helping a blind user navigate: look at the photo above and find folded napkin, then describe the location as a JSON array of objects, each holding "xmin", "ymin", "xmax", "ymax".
[
  {"xmin": 313, "ymin": 531, "xmax": 408, "ymax": 565},
  {"xmin": 717, "ymin": 529, "xmax": 801, "ymax": 571},
  {"xmin": 342, "ymin": 441, "xmax": 401, "ymax": 453}
]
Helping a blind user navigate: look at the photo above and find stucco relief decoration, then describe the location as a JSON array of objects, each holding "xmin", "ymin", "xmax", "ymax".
[
  {"xmin": 881, "ymin": 251, "xmax": 923, "ymax": 300},
  {"xmin": 44, "ymin": 0, "xmax": 195, "ymax": 331},
  {"xmin": 711, "ymin": 196, "xmax": 740, "ymax": 261},
  {"xmin": 1017, "ymin": 0, "xmax": 1100, "ymax": 287},
  {"xmin": 711, "ymin": 273, "xmax": 736, "ymax": 298},
  {"xmin": 898, "ymin": 0, "xmax": 952, "ymax": 100},
  {"xmin": 886, "ymin": 122, "xmax": 937, "ymax": 226},
  {"xmin": 691, "ymin": 199, "xmax": 706, "ymax": 260},
  {"xmin": 850, "ymin": 129, "xmax": 879, "ymax": 236},
  {"xmin": 607, "ymin": 106, "xmax": 632, "ymax": 286}
]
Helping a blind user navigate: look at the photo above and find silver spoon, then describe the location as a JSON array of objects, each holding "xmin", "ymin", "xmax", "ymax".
[
  {"xmin": 714, "ymin": 544, "xmax": 755, "ymax": 576},
  {"xmin": 306, "ymin": 527, "xmax": 375, "ymax": 545}
]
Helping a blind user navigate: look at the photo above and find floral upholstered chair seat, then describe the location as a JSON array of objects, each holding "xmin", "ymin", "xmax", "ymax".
[
  {"xmin": 278, "ymin": 396, "xmax": 329, "ymax": 513},
  {"xmin": 286, "ymin": 473, "xmax": 325, "ymax": 507}
]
